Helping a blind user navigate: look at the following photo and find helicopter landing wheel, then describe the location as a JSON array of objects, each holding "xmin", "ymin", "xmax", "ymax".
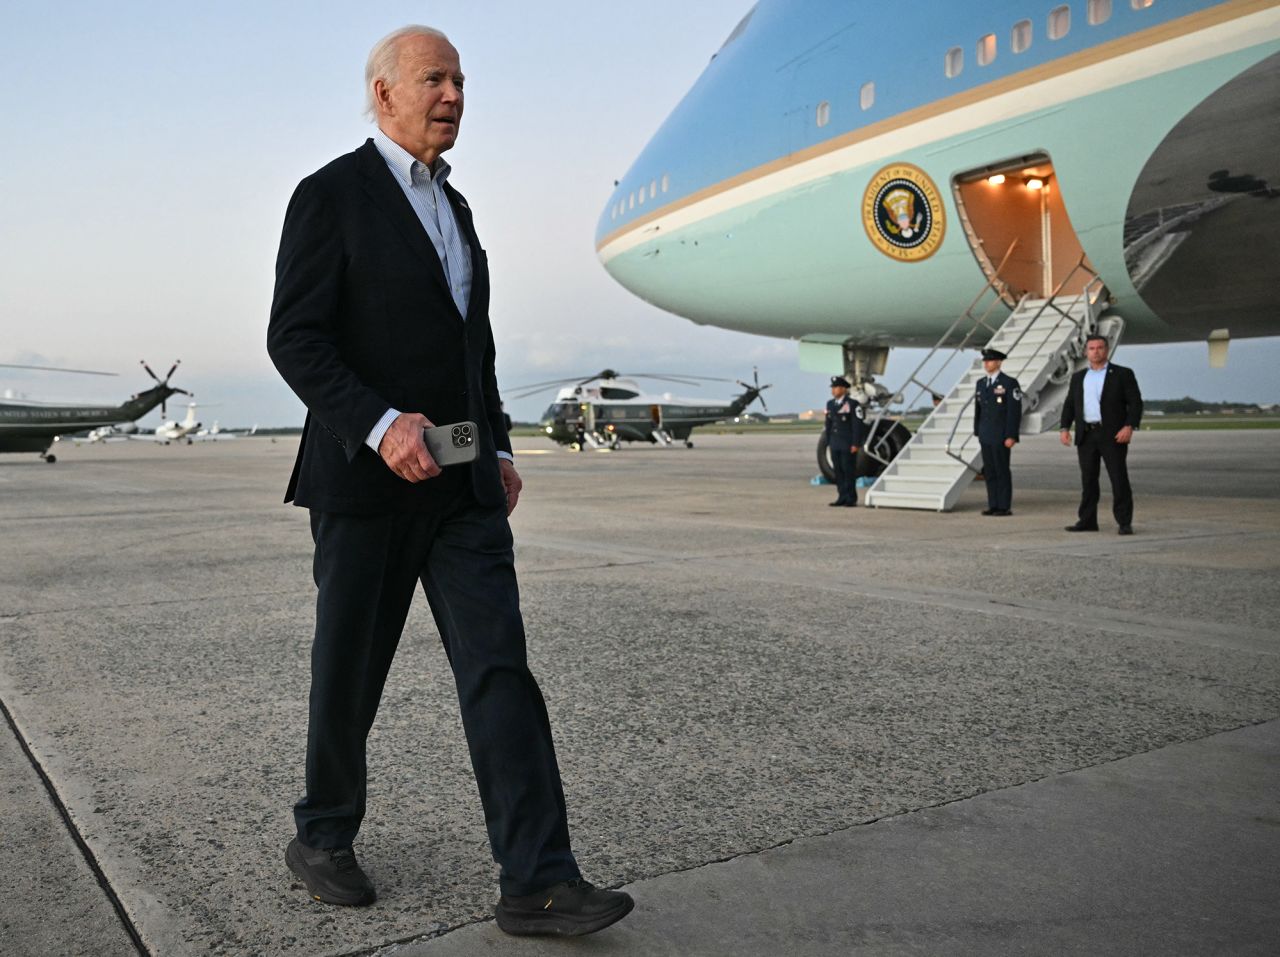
[
  {"xmin": 685, "ymin": 440, "xmax": 694, "ymax": 448},
  {"xmin": 42, "ymin": 453, "xmax": 57, "ymax": 464}
]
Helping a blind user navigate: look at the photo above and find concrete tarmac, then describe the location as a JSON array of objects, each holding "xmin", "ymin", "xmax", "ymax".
[{"xmin": 1, "ymin": 430, "xmax": 1277, "ymax": 956}]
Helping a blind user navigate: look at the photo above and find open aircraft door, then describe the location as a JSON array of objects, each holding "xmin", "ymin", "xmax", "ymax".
[{"xmin": 953, "ymin": 153, "xmax": 1093, "ymax": 299}]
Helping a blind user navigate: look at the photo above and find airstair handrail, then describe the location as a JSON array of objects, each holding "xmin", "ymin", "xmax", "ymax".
[
  {"xmin": 862, "ymin": 240, "xmax": 1021, "ymax": 467},
  {"xmin": 941, "ymin": 256, "xmax": 1105, "ymax": 466}
]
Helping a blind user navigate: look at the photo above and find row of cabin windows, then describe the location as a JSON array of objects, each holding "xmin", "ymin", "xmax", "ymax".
[
  {"xmin": 610, "ymin": 172, "xmax": 672, "ymax": 220},
  {"xmin": 820, "ymin": 0, "xmax": 1155, "ymax": 129},
  {"xmin": 947, "ymin": 0, "xmax": 1156, "ymax": 78},
  {"xmin": 611, "ymin": 0, "xmax": 1160, "ymax": 222}
]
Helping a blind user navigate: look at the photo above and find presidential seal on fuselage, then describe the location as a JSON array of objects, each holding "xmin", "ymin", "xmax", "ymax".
[{"xmin": 862, "ymin": 163, "xmax": 945, "ymax": 262}]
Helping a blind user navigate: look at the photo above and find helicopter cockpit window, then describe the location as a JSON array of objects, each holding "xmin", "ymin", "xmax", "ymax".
[
  {"xmin": 600, "ymin": 387, "xmax": 640, "ymax": 399},
  {"xmin": 543, "ymin": 401, "xmax": 578, "ymax": 421}
]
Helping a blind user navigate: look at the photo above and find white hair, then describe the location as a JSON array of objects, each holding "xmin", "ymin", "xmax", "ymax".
[{"xmin": 364, "ymin": 25, "xmax": 451, "ymax": 120}]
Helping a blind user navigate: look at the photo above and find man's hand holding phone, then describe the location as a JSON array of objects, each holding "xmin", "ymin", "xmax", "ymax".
[{"xmin": 378, "ymin": 412, "xmax": 440, "ymax": 482}]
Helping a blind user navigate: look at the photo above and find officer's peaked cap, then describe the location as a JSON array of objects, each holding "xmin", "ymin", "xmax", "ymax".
[{"xmin": 981, "ymin": 348, "xmax": 1007, "ymax": 361}]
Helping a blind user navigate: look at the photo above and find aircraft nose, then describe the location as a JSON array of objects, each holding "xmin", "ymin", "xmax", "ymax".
[{"xmin": 595, "ymin": 4, "xmax": 762, "ymax": 293}]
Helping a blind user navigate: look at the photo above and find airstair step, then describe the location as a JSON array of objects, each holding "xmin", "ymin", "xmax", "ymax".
[
  {"xmin": 900, "ymin": 450, "xmax": 971, "ymax": 467},
  {"xmin": 877, "ymin": 476, "xmax": 963, "ymax": 495},
  {"xmin": 865, "ymin": 490, "xmax": 946, "ymax": 511},
  {"xmin": 896, "ymin": 455, "xmax": 972, "ymax": 470},
  {"xmin": 887, "ymin": 465, "xmax": 968, "ymax": 481}
]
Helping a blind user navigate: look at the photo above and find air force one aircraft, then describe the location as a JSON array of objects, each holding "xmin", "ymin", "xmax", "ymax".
[{"xmin": 596, "ymin": 0, "xmax": 1280, "ymax": 507}]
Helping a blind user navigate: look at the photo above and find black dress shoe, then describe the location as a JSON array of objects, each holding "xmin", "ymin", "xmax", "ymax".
[
  {"xmin": 993, "ymin": 509, "xmax": 1012, "ymax": 516},
  {"xmin": 285, "ymin": 838, "xmax": 375, "ymax": 906},
  {"xmin": 496, "ymin": 878, "xmax": 634, "ymax": 937},
  {"xmin": 1065, "ymin": 522, "xmax": 1099, "ymax": 532},
  {"xmin": 981, "ymin": 508, "xmax": 997, "ymax": 516},
  {"xmin": 829, "ymin": 500, "xmax": 847, "ymax": 507},
  {"xmin": 1118, "ymin": 525, "xmax": 1134, "ymax": 535}
]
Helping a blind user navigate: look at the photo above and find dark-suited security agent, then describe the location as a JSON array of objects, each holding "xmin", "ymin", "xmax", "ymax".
[
  {"xmin": 973, "ymin": 348, "xmax": 1021, "ymax": 516},
  {"xmin": 266, "ymin": 26, "xmax": 633, "ymax": 937},
  {"xmin": 1060, "ymin": 334, "xmax": 1144, "ymax": 535},
  {"xmin": 824, "ymin": 376, "xmax": 869, "ymax": 507}
]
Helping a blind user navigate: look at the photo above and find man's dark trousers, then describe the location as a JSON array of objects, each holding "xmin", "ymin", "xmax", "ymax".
[
  {"xmin": 980, "ymin": 442, "xmax": 1012, "ymax": 512},
  {"xmin": 1076, "ymin": 426, "xmax": 1133, "ymax": 527},
  {"xmin": 296, "ymin": 484, "xmax": 581, "ymax": 897},
  {"xmin": 831, "ymin": 446, "xmax": 856, "ymax": 504}
]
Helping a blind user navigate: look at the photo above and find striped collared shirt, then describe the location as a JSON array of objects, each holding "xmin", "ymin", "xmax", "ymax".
[{"xmin": 372, "ymin": 128, "xmax": 472, "ymax": 318}]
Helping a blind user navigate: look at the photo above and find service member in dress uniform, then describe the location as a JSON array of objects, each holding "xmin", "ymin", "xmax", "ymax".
[
  {"xmin": 824, "ymin": 375, "xmax": 869, "ymax": 507},
  {"xmin": 973, "ymin": 348, "xmax": 1021, "ymax": 516}
]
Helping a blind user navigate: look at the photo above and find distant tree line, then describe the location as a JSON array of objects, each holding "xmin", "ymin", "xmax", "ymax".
[{"xmin": 1145, "ymin": 397, "xmax": 1268, "ymax": 413}]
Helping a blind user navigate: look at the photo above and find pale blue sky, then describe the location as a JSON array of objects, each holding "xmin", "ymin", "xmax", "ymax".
[{"xmin": 2, "ymin": 1, "xmax": 1276, "ymax": 427}]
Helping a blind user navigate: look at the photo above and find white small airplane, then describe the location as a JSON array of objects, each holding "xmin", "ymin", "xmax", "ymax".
[
  {"xmin": 78, "ymin": 422, "xmax": 141, "ymax": 444},
  {"xmin": 130, "ymin": 402, "xmax": 204, "ymax": 444},
  {"xmin": 192, "ymin": 421, "xmax": 258, "ymax": 441}
]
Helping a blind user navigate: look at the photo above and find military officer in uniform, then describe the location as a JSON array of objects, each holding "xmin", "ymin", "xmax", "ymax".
[
  {"xmin": 824, "ymin": 375, "xmax": 869, "ymax": 507},
  {"xmin": 973, "ymin": 348, "xmax": 1021, "ymax": 516}
]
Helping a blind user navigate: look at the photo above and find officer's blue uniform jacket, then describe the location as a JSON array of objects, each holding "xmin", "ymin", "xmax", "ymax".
[
  {"xmin": 974, "ymin": 372, "xmax": 1022, "ymax": 444},
  {"xmin": 825, "ymin": 394, "xmax": 869, "ymax": 449}
]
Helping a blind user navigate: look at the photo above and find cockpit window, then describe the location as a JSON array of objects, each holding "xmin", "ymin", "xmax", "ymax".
[
  {"xmin": 600, "ymin": 387, "xmax": 639, "ymax": 399},
  {"xmin": 719, "ymin": 5, "xmax": 757, "ymax": 51}
]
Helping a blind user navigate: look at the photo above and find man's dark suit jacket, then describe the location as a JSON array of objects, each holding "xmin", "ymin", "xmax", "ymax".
[
  {"xmin": 267, "ymin": 139, "xmax": 510, "ymax": 514},
  {"xmin": 1059, "ymin": 363, "xmax": 1143, "ymax": 446}
]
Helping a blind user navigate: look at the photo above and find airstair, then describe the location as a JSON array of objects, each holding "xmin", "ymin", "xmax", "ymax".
[{"xmin": 865, "ymin": 256, "xmax": 1109, "ymax": 512}]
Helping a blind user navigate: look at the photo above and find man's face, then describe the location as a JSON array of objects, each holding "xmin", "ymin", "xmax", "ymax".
[
  {"xmin": 376, "ymin": 34, "xmax": 465, "ymax": 164},
  {"xmin": 1086, "ymin": 338, "xmax": 1109, "ymax": 367},
  {"xmin": 831, "ymin": 385, "xmax": 847, "ymax": 399},
  {"xmin": 982, "ymin": 358, "xmax": 1002, "ymax": 376}
]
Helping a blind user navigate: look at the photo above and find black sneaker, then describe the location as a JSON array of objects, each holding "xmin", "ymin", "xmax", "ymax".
[
  {"xmin": 496, "ymin": 878, "xmax": 634, "ymax": 937},
  {"xmin": 285, "ymin": 838, "xmax": 375, "ymax": 906}
]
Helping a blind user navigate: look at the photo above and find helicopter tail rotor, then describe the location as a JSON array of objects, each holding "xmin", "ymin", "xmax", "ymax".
[
  {"xmin": 737, "ymin": 365, "xmax": 773, "ymax": 414},
  {"xmin": 140, "ymin": 359, "xmax": 188, "ymax": 415},
  {"xmin": 735, "ymin": 366, "xmax": 772, "ymax": 413}
]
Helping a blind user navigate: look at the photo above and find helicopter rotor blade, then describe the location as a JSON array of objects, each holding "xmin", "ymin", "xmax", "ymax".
[
  {"xmin": 0, "ymin": 363, "xmax": 118, "ymax": 377},
  {"xmin": 507, "ymin": 383, "xmax": 572, "ymax": 401},
  {"xmin": 141, "ymin": 360, "xmax": 162, "ymax": 383},
  {"xmin": 622, "ymin": 374, "xmax": 705, "ymax": 387},
  {"xmin": 509, "ymin": 375, "xmax": 598, "ymax": 392},
  {"xmin": 163, "ymin": 361, "xmax": 180, "ymax": 382}
]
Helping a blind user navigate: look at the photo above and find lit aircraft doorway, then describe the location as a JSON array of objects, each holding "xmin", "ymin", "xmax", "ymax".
[{"xmin": 954, "ymin": 154, "xmax": 1091, "ymax": 299}]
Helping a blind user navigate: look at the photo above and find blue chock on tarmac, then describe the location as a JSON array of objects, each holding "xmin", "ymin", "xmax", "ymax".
[{"xmin": 810, "ymin": 474, "xmax": 831, "ymax": 485}]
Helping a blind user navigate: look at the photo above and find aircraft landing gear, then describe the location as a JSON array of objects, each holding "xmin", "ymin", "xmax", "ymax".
[
  {"xmin": 40, "ymin": 452, "xmax": 57, "ymax": 464},
  {"xmin": 685, "ymin": 439, "xmax": 694, "ymax": 448},
  {"xmin": 816, "ymin": 419, "xmax": 910, "ymax": 483}
]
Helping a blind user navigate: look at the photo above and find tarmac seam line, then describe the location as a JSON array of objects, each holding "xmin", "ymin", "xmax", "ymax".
[
  {"xmin": 0, "ymin": 693, "xmax": 151, "ymax": 957},
  {"xmin": 339, "ymin": 717, "xmax": 1279, "ymax": 956},
  {"xmin": 0, "ymin": 589, "xmax": 294, "ymax": 621}
]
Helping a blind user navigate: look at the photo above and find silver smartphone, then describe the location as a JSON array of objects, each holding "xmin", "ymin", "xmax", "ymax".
[{"xmin": 423, "ymin": 421, "xmax": 479, "ymax": 467}]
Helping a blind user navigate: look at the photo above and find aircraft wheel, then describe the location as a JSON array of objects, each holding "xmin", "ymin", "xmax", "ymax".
[
  {"xmin": 44, "ymin": 454, "xmax": 57, "ymax": 464},
  {"xmin": 816, "ymin": 433, "xmax": 836, "ymax": 483},
  {"xmin": 685, "ymin": 440, "xmax": 694, "ymax": 448}
]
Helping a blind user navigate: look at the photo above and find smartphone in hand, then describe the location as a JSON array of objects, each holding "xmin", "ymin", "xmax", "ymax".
[{"xmin": 423, "ymin": 421, "xmax": 479, "ymax": 467}]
